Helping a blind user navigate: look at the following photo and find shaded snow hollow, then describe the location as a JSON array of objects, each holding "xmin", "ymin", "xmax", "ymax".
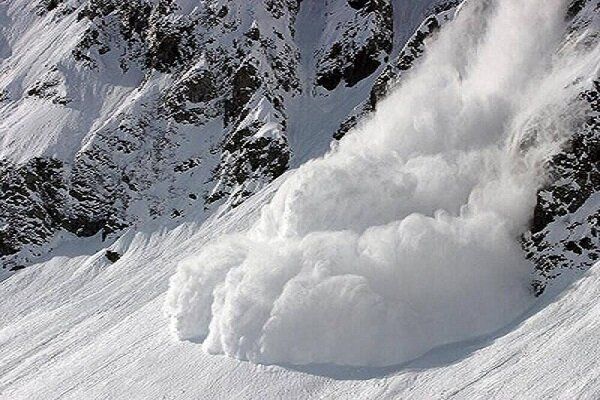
[{"xmin": 165, "ymin": 0, "xmax": 600, "ymax": 367}]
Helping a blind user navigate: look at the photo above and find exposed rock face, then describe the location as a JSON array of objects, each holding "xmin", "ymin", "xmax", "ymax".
[
  {"xmin": 315, "ymin": 0, "xmax": 393, "ymax": 91},
  {"xmin": 518, "ymin": 0, "xmax": 600, "ymax": 294},
  {"xmin": 525, "ymin": 79, "xmax": 600, "ymax": 294},
  {"xmin": 207, "ymin": 112, "xmax": 290, "ymax": 207},
  {"xmin": 334, "ymin": 1, "xmax": 457, "ymax": 139},
  {"xmin": 104, "ymin": 249, "xmax": 121, "ymax": 262},
  {"xmin": 26, "ymin": 67, "xmax": 71, "ymax": 105},
  {"xmin": 368, "ymin": 4, "xmax": 455, "ymax": 105},
  {"xmin": 71, "ymin": 0, "xmax": 197, "ymax": 72},
  {"xmin": 0, "ymin": 154, "xmax": 129, "ymax": 269},
  {"xmin": 566, "ymin": 0, "xmax": 589, "ymax": 20},
  {"xmin": 1, "ymin": 0, "xmax": 303, "ymax": 269},
  {"xmin": 0, "ymin": 158, "xmax": 67, "ymax": 261}
]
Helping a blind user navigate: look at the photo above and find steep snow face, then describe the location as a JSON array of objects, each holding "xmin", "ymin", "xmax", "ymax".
[{"xmin": 165, "ymin": 0, "xmax": 600, "ymax": 367}]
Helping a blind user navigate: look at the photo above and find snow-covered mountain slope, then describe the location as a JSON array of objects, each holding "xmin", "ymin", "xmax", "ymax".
[
  {"xmin": 1, "ymin": 0, "xmax": 600, "ymax": 398},
  {"xmin": 0, "ymin": 0, "xmax": 451, "ymax": 273},
  {"xmin": 1, "ymin": 181, "xmax": 600, "ymax": 400}
]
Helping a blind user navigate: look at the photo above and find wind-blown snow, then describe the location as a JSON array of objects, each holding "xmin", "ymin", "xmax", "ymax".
[{"xmin": 165, "ymin": 0, "xmax": 600, "ymax": 367}]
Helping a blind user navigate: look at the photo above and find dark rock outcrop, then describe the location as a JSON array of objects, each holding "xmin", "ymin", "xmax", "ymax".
[
  {"xmin": 315, "ymin": 0, "xmax": 393, "ymax": 91},
  {"xmin": 524, "ymin": 79, "xmax": 600, "ymax": 295}
]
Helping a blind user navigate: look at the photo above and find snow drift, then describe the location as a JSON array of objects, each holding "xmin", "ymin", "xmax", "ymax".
[{"xmin": 165, "ymin": 0, "xmax": 599, "ymax": 367}]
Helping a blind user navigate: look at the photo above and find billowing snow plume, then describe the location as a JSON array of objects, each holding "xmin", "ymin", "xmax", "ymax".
[{"xmin": 165, "ymin": 0, "xmax": 599, "ymax": 367}]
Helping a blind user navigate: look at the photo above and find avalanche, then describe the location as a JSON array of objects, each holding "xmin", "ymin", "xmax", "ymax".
[
  {"xmin": 1, "ymin": 0, "xmax": 600, "ymax": 398},
  {"xmin": 165, "ymin": 0, "xmax": 600, "ymax": 367}
]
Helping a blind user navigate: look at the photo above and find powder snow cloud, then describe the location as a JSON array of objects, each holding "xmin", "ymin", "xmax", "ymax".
[{"xmin": 165, "ymin": 0, "xmax": 599, "ymax": 367}]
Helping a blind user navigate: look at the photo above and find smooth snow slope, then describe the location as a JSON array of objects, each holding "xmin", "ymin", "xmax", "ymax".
[
  {"xmin": 165, "ymin": 0, "xmax": 599, "ymax": 367},
  {"xmin": 1, "ymin": 182, "xmax": 600, "ymax": 399}
]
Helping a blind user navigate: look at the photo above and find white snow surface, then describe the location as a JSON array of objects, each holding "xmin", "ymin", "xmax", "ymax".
[
  {"xmin": 164, "ymin": 0, "xmax": 600, "ymax": 367},
  {"xmin": 2, "ymin": 178, "xmax": 600, "ymax": 399},
  {"xmin": 1, "ymin": 0, "xmax": 600, "ymax": 397}
]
